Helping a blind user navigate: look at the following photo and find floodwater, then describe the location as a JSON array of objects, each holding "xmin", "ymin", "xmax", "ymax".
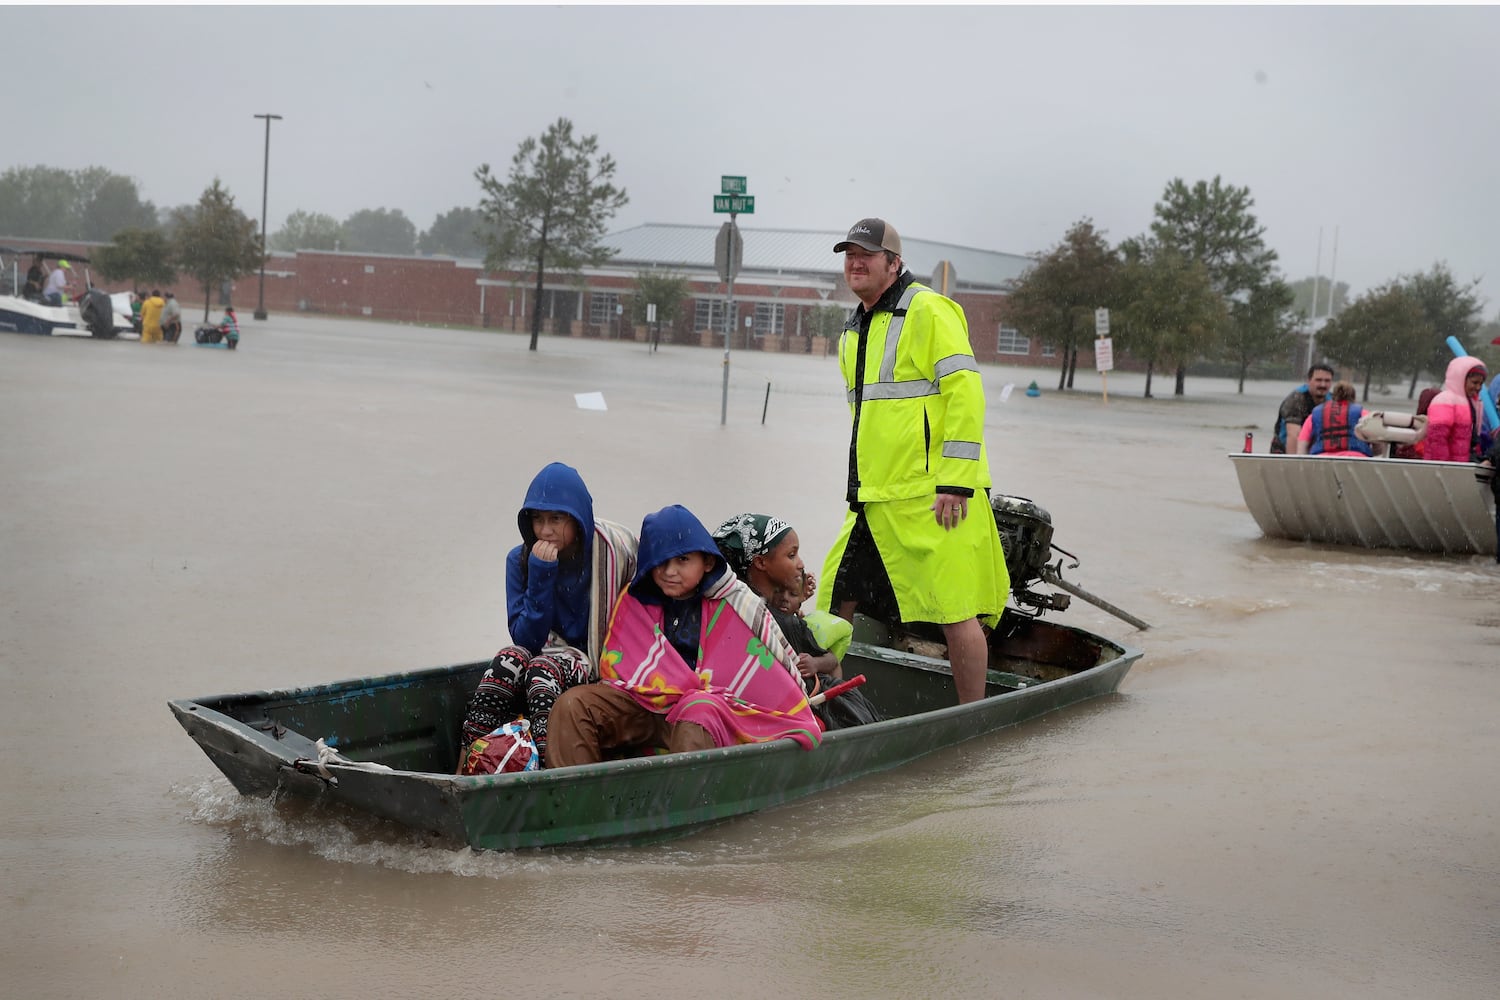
[{"xmin": 3, "ymin": 316, "xmax": 1496, "ymax": 999}]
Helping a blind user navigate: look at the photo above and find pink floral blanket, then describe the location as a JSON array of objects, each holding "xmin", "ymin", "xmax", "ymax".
[{"xmin": 599, "ymin": 578, "xmax": 822, "ymax": 750}]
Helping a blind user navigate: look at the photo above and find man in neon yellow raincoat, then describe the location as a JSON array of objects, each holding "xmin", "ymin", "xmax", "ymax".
[{"xmin": 817, "ymin": 218, "xmax": 1009, "ymax": 704}]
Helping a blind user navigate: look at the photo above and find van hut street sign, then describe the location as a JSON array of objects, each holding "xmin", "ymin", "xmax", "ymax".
[{"xmin": 713, "ymin": 194, "xmax": 755, "ymax": 214}]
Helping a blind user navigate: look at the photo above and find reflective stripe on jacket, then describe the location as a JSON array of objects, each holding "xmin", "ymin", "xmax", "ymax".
[{"xmin": 837, "ymin": 279, "xmax": 991, "ymax": 504}]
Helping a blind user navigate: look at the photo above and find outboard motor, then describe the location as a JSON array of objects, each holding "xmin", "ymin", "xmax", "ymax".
[
  {"xmin": 991, "ymin": 494, "xmax": 1150, "ymax": 630},
  {"xmin": 992, "ymin": 495, "xmax": 1070, "ymax": 615},
  {"xmin": 78, "ymin": 288, "xmax": 117, "ymax": 339}
]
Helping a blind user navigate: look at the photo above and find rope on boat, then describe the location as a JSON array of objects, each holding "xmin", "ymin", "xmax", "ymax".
[{"xmin": 292, "ymin": 738, "xmax": 395, "ymax": 784}]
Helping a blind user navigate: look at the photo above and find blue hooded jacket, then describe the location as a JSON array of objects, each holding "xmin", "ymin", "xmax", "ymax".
[
  {"xmin": 505, "ymin": 463, "xmax": 595, "ymax": 654},
  {"xmin": 629, "ymin": 504, "xmax": 728, "ymax": 667}
]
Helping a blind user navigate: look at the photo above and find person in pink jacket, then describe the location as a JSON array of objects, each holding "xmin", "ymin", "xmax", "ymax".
[{"xmin": 1425, "ymin": 356, "xmax": 1488, "ymax": 463}]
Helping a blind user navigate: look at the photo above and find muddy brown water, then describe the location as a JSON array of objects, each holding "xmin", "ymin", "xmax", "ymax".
[{"xmin": 3, "ymin": 318, "xmax": 1496, "ymax": 999}]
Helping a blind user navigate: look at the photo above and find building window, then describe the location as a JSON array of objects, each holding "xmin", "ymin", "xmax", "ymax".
[
  {"xmin": 997, "ymin": 326, "xmax": 1030, "ymax": 355},
  {"xmin": 753, "ymin": 303, "xmax": 784, "ymax": 337},
  {"xmin": 695, "ymin": 298, "xmax": 734, "ymax": 331},
  {"xmin": 588, "ymin": 292, "xmax": 619, "ymax": 327},
  {"xmin": 1040, "ymin": 343, "xmax": 1056, "ymax": 358}
]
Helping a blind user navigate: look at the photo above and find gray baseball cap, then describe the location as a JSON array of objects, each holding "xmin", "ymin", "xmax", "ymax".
[{"xmin": 834, "ymin": 218, "xmax": 901, "ymax": 256}]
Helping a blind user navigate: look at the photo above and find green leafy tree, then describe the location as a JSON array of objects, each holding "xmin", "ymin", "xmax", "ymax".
[
  {"xmin": 805, "ymin": 304, "xmax": 848, "ymax": 340},
  {"xmin": 1288, "ymin": 275, "xmax": 1349, "ymax": 320},
  {"xmin": 626, "ymin": 269, "xmax": 691, "ymax": 334},
  {"xmin": 1317, "ymin": 282, "xmax": 1429, "ymax": 400},
  {"xmin": 1148, "ymin": 176, "xmax": 1279, "ymax": 395},
  {"xmin": 0, "ymin": 165, "xmax": 81, "ymax": 237},
  {"xmin": 1002, "ymin": 219, "xmax": 1121, "ymax": 390},
  {"xmin": 78, "ymin": 174, "xmax": 157, "ymax": 241},
  {"xmin": 1401, "ymin": 263, "xmax": 1482, "ymax": 397},
  {"xmin": 0, "ymin": 165, "xmax": 156, "ymax": 240},
  {"xmin": 95, "ymin": 228, "xmax": 176, "ymax": 290},
  {"xmin": 418, "ymin": 206, "xmax": 489, "ymax": 257},
  {"xmin": 271, "ymin": 210, "xmax": 344, "ymax": 252},
  {"xmin": 172, "ymin": 179, "xmax": 264, "ymax": 320},
  {"xmin": 341, "ymin": 207, "xmax": 417, "ymax": 255},
  {"xmin": 1118, "ymin": 243, "xmax": 1227, "ymax": 398},
  {"xmin": 1221, "ymin": 277, "xmax": 1298, "ymax": 393},
  {"xmin": 158, "ymin": 203, "xmax": 193, "ymax": 240},
  {"xmin": 476, "ymin": 117, "xmax": 629, "ymax": 351}
]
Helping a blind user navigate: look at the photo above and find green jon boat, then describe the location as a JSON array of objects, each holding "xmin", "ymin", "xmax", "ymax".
[{"xmin": 169, "ymin": 613, "xmax": 1139, "ymax": 851}]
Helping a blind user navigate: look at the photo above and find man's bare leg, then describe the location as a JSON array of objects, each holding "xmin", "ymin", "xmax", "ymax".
[{"xmin": 942, "ymin": 617, "xmax": 989, "ymax": 703}]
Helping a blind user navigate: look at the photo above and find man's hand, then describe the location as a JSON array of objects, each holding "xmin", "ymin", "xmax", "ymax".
[
  {"xmin": 932, "ymin": 491, "xmax": 969, "ymax": 531},
  {"xmin": 532, "ymin": 540, "xmax": 560, "ymax": 562}
]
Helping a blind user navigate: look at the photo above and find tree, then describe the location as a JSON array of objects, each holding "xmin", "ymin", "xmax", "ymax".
[
  {"xmin": 1317, "ymin": 282, "xmax": 1429, "ymax": 400},
  {"xmin": 806, "ymin": 304, "xmax": 848, "ymax": 340},
  {"xmin": 1221, "ymin": 277, "xmax": 1297, "ymax": 393},
  {"xmin": 1002, "ymin": 219, "xmax": 1121, "ymax": 390},
  {"xmin": 341, "ymin": 207, "xmax": 416, "ymax": 255},
  {"xmin": 78, "ymin": 173, "xmax": 157, "ymax": 241},
  {"xmin": 0, "ymin": 165, "xmax": 156, "ymax": 240},
  {"xmin": 172, "ymin": 179, "xmax": 264, "ymax": 320},
  {"xmin": 1117, "ymin": 243, "xmax": 1227, "ymax": 398},
  {"xmin": 95, "ymin": 228, "xmax": 176, "ymax": 290},
  {"xmin": 271, "ymin": 210, "xmax": 344, "ymax": 252},
  {"xmin": 1149, "ymin": 176, "xmax": 1279, "ymax": 395},
  {"xmin": 1401, "ymin": 263, "xmax": 1482, "ymax": 397},
  {"xmin": 626, "ymin": 269, "xmax": 691, "ymax": 336},
  {"xmin": 418, "ymin": 206, "xmax": 488, "ymax": 257},
  {"xmin": 1288, "ymin": 275, "xmax": 1349, "ymax": 320},
  {"xmin": 476, "ymin": 117, "xmax": 629, "ymax": 351},
  {"xmin": 0, "ymin": 165, "xmax": 81, "ymax": 237},
  {"xmin": 158, "ymin": 203, "xmax": 194, "ymax": 240}
]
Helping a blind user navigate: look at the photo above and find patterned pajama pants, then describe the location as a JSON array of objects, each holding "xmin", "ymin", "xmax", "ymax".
[{"xmin": 461, "ymin": 645, "xmax": 591, "ymax": 766}]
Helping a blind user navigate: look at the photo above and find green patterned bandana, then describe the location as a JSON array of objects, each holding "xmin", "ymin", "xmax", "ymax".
[{"xmin": 712, "ymin": 513, "xmax": 793, "ymax": 580}]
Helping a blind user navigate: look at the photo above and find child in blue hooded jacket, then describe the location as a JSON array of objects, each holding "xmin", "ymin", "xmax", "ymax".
[
  {"xmin": 545, "ymin": 504, "xmax": 819, "ymax": 767},
  {"xmin": 460, "ymin": 462, "xmax": 636, "ymax": 767}
]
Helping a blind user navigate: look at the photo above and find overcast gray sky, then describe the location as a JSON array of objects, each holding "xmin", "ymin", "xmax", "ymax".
[{"xmin": 11, "ymin": 5, "xmax": 1499, "ymax": 313}]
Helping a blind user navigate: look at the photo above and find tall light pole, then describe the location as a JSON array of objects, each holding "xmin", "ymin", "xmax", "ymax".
[{"xmin": 253, "ymin": 113, "xmax": 282, "ymax": 320}]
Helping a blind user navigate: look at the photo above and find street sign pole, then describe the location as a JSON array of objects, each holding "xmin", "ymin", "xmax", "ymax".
[
  {"xmin": 713, "ymin": 176, "xmax": 754, "ymax": 425},
  {"xmin": 721, "ymin": 210, "xmax": 735, "ymax": 426}
]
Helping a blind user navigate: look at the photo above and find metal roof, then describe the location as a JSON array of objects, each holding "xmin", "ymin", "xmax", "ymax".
[{"xmin": 604, "ymin": 223, "xmax": 1034, "ymax": 292}]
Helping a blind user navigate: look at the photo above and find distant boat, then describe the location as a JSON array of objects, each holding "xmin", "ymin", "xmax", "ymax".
[
  {"xmin": 1229, "ymin": 453, "xmax": 1496, "ymax": 555},
  {"xmin": 0, "ymin": 246, "xmax": 133, "ymax": 338}
]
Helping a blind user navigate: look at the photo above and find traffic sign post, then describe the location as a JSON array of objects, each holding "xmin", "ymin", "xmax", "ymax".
[
  {"xmin": 712, "ymin": 174, "xmax": 754, "ymax": 424},
  {"xmin": 1094, "ymin": 308, "xmax": 1113, "ymax": 404}
]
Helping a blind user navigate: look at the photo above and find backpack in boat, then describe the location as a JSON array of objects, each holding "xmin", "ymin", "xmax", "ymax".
[{"xmin": 461, "ymin": 717, "xmax": 540, "ymax": 776}]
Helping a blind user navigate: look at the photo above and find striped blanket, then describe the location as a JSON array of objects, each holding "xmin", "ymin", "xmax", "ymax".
[
  {"xmin": 599, "ymin": 573, "xmax": 822, "ymax": 750},
  {"xmin": 585, "ymin": 518, "xmax": 638, "ymax": 667}
]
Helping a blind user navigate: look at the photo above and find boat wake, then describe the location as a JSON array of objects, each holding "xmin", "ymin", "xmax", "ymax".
[
  {"xmin": 173, "ymin": 778, "xmax": 565, "ymax": 876},
  {"xmin": 1159, "ymin": 591, "xmax": 1291, "ymax": 616},
  {"xmin": 1300, "ymin": 559, "xmax": 1497, "ymax": 592}
]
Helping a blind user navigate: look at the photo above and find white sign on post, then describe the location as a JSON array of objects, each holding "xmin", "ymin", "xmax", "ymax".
[
  {"xmin": 1094, "ymin": 307, "xmax": 1110, "ymax": 337},
  {"xmin": 1095, "ymin": 337, "xmax": 1114, "ymax": 372},
  {"xmin": 646, "ymin": 303, "xmax": 657, "ymax": 323}
]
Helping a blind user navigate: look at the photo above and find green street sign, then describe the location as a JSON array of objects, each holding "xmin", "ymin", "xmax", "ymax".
[
  {"xmin": 721, "ymin": 175, "xmax": 747, "ymax": 195},
  {"xmin": 713, "ymin": 195, "xmax": 755, "ymax": 214}
]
